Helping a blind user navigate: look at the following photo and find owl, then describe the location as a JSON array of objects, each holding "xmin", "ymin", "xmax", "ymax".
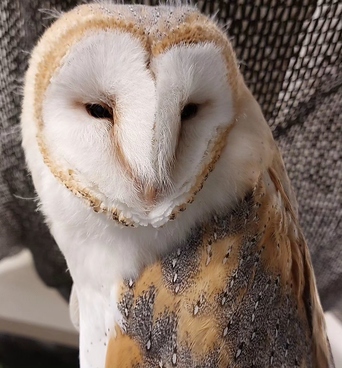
[{"xmin": 21, "ymin": 2, "xmax": 334, "ymax": 368}]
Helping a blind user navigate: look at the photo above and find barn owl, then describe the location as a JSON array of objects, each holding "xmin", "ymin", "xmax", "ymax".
[{"xmin": 21, "ymin": 2, "xmax": 334, "ymax": 367}]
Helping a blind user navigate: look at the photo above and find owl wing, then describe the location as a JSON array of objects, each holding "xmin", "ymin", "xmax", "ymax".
[{"xmin": 105, "ymin": 155, "xmax": 333, "ymax": 368}]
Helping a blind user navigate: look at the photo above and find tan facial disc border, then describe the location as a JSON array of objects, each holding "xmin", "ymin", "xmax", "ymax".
[{"xmin": 34, "ymin": 9, "xmax": 242, "ymax": 227}]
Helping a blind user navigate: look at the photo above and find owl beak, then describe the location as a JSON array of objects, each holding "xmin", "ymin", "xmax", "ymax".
[
  {"xmin": 143, "ymin": 184, "xmax": 158, "ymax": 205},
  {"xmin": 134, "ymin": 176, "xmax": 158, "ymax": 206}
]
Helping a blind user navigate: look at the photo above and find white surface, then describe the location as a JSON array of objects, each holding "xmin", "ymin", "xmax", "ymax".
[
  {"xmin": 325, "ymin": 312, "xmax": 342, "ymax": 367},
  {"xmin": 0, "ymin": 250, "xmax": 78, "ymax": 347},
  {"xmin": 0, "ymin": 250, "xmax": 341, "ymax": 365}
]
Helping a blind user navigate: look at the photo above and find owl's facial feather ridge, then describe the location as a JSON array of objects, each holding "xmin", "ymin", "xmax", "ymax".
[{"xmin": 25, "ymin": 4, "xmax": 249, "ymax": 227}]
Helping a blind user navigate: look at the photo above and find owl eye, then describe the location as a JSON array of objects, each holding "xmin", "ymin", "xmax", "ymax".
[
  {"xmin": 85, "ymin": 103, "xmax": 113, "ymax": 120},
  {"xmin": 181, "ymin": 103, "xmax": 199, "ymax": 121}
]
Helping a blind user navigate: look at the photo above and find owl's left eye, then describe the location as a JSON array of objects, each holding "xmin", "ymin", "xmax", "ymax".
[
  {"xmin": 85, "ymin": 103, "xmax": 113, "ymax": 120},
  {"xmin": 181, "ymin": 103, "xmax": 199, "ymax": 122}
]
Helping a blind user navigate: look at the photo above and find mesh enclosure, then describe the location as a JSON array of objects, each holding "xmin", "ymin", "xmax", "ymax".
[{"xmin": 0, "ymin": 0, "xmax": 341, "ymax": 309}]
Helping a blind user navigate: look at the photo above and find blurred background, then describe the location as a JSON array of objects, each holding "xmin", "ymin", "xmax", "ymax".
[{"xmin": 0, "ymin": 0, "xmax": 341, "ymax": 366}]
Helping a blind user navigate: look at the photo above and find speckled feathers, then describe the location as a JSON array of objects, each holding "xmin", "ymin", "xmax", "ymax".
[{"xmin": 108, "ymin": 170, "xmax": 331, "ymax": 367}]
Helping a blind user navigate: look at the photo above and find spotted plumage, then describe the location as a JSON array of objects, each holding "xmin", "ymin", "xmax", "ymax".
[
  {"xmin": 108, "ymin": 170, "xmax": 331, "ymax": 367},
  {"xmin": 21, "ymin": 3, "xmax": 333, "ymax": 368}
]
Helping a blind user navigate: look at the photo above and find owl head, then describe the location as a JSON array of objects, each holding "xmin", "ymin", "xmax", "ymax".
[{"xmin": 22, "ymin": 3, "xmax": 274, "ymax": 228}]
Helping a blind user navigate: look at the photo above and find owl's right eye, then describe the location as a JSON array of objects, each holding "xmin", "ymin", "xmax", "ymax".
[
  {"xmin": 181, "ymin": 103, "xmax": 199, "ymax": 122},
  {"xmin": 85, "ymin": 103, "xmax": 113, "ymax": 120}
]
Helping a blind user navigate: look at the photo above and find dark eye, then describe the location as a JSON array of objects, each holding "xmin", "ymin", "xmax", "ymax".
[
  {"xmin": 85, "ymin": 103, "xmax": 113, "ymax": 120},
  {"xmin": 181, "ymin": 103, "xmax": 199, "ymax": 121}
]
